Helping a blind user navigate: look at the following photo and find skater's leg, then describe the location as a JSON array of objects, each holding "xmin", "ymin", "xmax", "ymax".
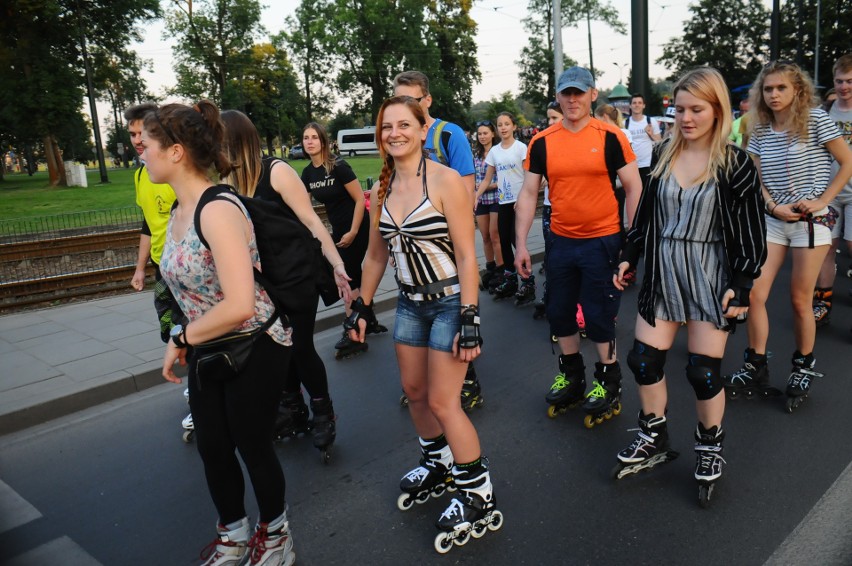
[
  {"xmin": 224, "ymin": 335, "xmax": 291, "ymax": 523},
  {"xmin": 790, "ymin": 245, "xmax": 831, "ymax": 356},
  {"xmin": 489, "ymin": 209, "xmax": 503, "ymax": 267},
  {"xmin": 476, "ymin": 210, "xmax": 495, "ymax": 264},
  {"xmin": 685, "ymin": 321, "xmax": 729, "ymax": 429},
  {"xmin": 745, "ymin": 243, "xmax": 787, "ymax": 354},
  {"xmin": 286, "ymin": 303, "xmax": 329, "ymax": 399},
  {"xmin": 497, "ymin": 203, "xmax": 516, "ymax": 272},
  {"xmin": 575, "ymin": 233, "xmax": 623, "ymax": 362},
  {"xmin": 546, "ymin": 234, "xmax": 582, "ymax": 343},
  {"xmin": 397, "ymin": 344, "xmax": 442, "ymax": 438},
  {"xmin": 630, "ymin": 317, "xmax": 679, "ymax": 417}
]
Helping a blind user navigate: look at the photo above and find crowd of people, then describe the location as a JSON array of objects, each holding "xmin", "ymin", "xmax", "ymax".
[{"xmin": 125, "ymin": 54, "xmax": 852, "ymax": 562}]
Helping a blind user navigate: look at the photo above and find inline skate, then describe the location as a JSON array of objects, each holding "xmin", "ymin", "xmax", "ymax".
[
  {"xmin": 580, "ymin": 362, "xmax": 622, "ymax": 429},
  {"xmin": 480, "ymin": 261, "xmax": 498, "ymax": 291},
  {"xmin": 310, "ymin": 397, "xmax": 336, "ymax": 464},
  {"xmin": 694, "ymin": 423, "xmax": 726, "ymax": 508},
  {"xmin": 724, "ymin": 348, "xmax": 781, "ymax": 400},
  {"xmin": 612, "ymin": 411, "xmax": 679, "ymax": 479},
  {"xmin": 545, "ymin": 353, "xmax": 586, "ymax": 418},
  {"xmin": 245, "ymin": 511, "xmax": 296, "ymax": 566},
  {"xmin": 514, "ymin": 277, "xmax": 536, "ymax": 307},
  {"xmin": 199, "ymin": 517, "xmax": 249, "ymax": 566},
  {"xmin": 334, "ymin": 329, "xmax": 368, "ymax": 360},
  {"xmin": 461, "ymin": 363, "xmax": 484, "ymax": 410},
  {"xmin": 274, "ymin": 391, "xmax": 312, "ymax": 440},
  {"xmin": 785, "ymin": 351, "xmax": 822, "ymax": 413},
  {"xmin": 398, "ymin": 435, "xmax": 456, "ymax": 511},
  {"xmin": 812, "ymin": 287, "xmax": 832, "ymax": 327},
  {"xmin": 486, "ymin": 267, "xmax": 505, "ymax": 295},
  {"xmin": 433, "ymin": 459, "xmax": 503, "ymax": 554},
  {"xmin": 492, "ymin": 272, "xmax": 518, "ymax": 301}
]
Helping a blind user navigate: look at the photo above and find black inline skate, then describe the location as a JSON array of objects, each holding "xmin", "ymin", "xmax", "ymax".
[
  {"xmin": 334, "ymin": 329, "xmax": 368, "ymax": 360},
  {"xmin": 461, "ymin": 363, "xmax": 484, "ymax": 410},
  {"xmin": 533, "ymin": 281, "xmax": 548, "ymax": 319},
  {"xmin": 274, "ymin": 391, "xmax": 312, "ymax": 440},
  {"xmin": 514, "ymin": 277, "xmax": 536, "ymax": 307},
  {"xmin": 398, "ymin": 435, "xmax": 456, "ymax": 511},
  {"xmin": 694, "ymin": 423, "xmax": 726, "ymax": 508},
  {"xmin": 580, "ymin": 362, "xmax": 623, "ymax": 429},
  {"xmin": 812, "ymin": 287, "xmax": 832, "ymax": 328},
  {"xmin": 310, "ymin": 397, "xmax": 336, "ymax": 464},
  {"xmin": 545, "ymin": 353, "xmax": 586, "ymax": 419},
  {"xmin": 433, "ymin": 459, "xmax": 503, "ymax": 554},
  {"xmin": 612, "ymin": 411, "xmax": 679, "ymax": 479},
  {"xmin": 724, "ymin": 348, "xmax": 781, "ymax": 400},
  {"xmin": 480, "ymin": 261, "xmax": 498, "ymax": 291},
  {"xmin": 492, "ymin": 272, "xmax": 518, "ymax": 301},
  {"xmin": 785, "ymin": 351, "xmax": 822, "ymax": 413},
  {"xmin": 365, "ymin": 317, "xmax": 388, "ymax": 336},
  {"xmin": 486, "ymin": 266, "xmax": 505, "ymax": 295}
]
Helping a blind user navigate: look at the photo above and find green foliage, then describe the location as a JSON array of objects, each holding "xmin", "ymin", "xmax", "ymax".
[
  {"xmin": 657, "ymin": 0, "xmax": 769, "ymax": 89},
  {"xmin": 164, "ymin": 0, "xmax": 265, "ymax": 103},
  {"xmin": 779, "ymin": 0, "xmax": 852, "ymax": 89},
  {"xmin": 328, "ymin": 113, "xmax": 359, "ymax": 138}
]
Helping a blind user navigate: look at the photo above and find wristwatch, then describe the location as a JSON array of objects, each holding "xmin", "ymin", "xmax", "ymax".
[{"xmin": 170, "ymin": 324, "xmax": 188, "ymax": 348}]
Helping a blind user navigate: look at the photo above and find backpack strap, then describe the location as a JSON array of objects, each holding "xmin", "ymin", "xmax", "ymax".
[{"xmin": 432, "ymin": 120, "xmax": 450, "ymax": 166}]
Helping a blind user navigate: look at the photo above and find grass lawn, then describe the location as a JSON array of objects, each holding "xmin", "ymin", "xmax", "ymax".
[{"xmin": 0, "ymin": 156, "xmax": 383, "ymax": 222}]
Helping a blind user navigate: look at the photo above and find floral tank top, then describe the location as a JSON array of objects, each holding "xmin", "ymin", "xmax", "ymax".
[{"xmin": 160, "ymin": 192, "xmax": 292, "ymax": 346}]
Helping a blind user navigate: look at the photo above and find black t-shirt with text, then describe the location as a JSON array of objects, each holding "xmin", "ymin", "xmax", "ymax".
[{"xmin": 300, "ymin": 158, "xmax": 361, "ymax": 237}]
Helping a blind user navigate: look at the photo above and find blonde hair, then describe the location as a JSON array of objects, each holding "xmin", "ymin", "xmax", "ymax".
[
  {"xmin": 374, "ymin": 96, "xmax": 427, "ymax": 226},
  {"xmin": 303, "ymin": 122, "xmax": 336, "ymax": 175},
  {"xmin": 220, "ymin": 110, "xmax": 262, "ymax": 197},
  {"xmin": 749, "ymin": 60, "xmax": 818, "ymax": 140},
  {"xmin": 651, "ymin": 67, "xmax": 733, "ymax": 184},
  {"xmin": 594, "ymin": 104, "xmax": 624, "ymax": 128}
]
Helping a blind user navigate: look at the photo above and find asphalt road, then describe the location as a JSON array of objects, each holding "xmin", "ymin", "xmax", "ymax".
[{"xmin": 1, "ymin": 259, "xmax": 851, "ymax": 565}]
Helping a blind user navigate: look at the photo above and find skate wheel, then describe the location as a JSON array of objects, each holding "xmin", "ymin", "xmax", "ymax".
[
  {"xmin": 399, "ymin": 394, "xmax": 409, "ymax": 408},
  {"xmin": 397, "ymin": 493, "xmax": 415, "ymax": 511},
  {"xmin": 432, "ymin": 484, "xmax": 446, "ymax": 498},
  {"xmin": 698, "ymin": 483, "xmax": 715, "ymax": 508},
  {"xmin": 547, "ymin": 405, "xmax": 559, "ymax": 419},
  {"xmin": 583, "ymin": 414, "xmax": 595, "ymax": 429},
  {"xmin": 550, "ymin": 334, "xmax": 558, "ymax": 344},
  {"xmin": 182, "ymin": 430, "xmax": 194, "ymax": 443},
  {"xmin": 415, "ymin": 491, "xmax": 431, "ymax": 504},
  {"xmin": 487, "ymin": 510, "xmax": 503, "ymax": 531},
  {"xmin": 454, "ymin": 529, "xmax": 471, "ymax": 546},
  {"xmin": 321, "ymin": 449, "xmax": 331, "ymax": 465},
  {"xmin": 612, "ymin": 401, "xmax": 622, "ymax": 416},
  {"xmin": 434, "ymin": 532, "xmax": 453, "ymax": 554},
  {"xmin": 471, "ymin": 521, "xmax": 487, "ymax": 538},
  {"xmin": 610, "ymin": 463, "xmax": 624, "ymax": 480}
]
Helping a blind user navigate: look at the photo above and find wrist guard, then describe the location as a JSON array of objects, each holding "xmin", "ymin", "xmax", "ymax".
[
  {"xmin": 726, "ymin": 285, "xmax": 750, "ymax": 309},
  {"xmin": 459, "ymin": 305, "xmax": 483, "ymax": 349},
  {"xmin": 343, "ymin": 297, "xmax": 377, "ymax": 332}
]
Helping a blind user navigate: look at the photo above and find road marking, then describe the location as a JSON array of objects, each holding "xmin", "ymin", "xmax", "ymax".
[
  {"xmin": 5, "ymin": 536, "xmax": 103, "ymax": 565},
  {"xmin": 0, "ymin": 479, "xmax": 42, "ymax": 534}
]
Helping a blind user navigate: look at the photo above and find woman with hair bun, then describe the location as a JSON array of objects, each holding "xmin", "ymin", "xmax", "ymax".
[{"xmin": 150, "ymin": 100, "xmax": 297, "ymax": 566}]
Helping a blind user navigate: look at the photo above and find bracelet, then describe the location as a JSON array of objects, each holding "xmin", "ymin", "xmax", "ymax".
[
  {"xmin": 769, "ymin": 202, "xmax": 778, "ymax": 215},
  {"xmin": 460, "ymin": 303, "xmax": 478, "ymax": 311},
  {"xmin": 764, "ymin": 200, "xmax": 776, "ymax": 213}
]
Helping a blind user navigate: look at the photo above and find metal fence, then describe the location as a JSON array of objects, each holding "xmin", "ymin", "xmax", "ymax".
[{"xmin": 0, "ymin": 206, "xmax": 144, "ymax": 244}]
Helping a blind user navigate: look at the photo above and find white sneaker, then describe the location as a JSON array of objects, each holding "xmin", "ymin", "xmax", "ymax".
[
  {"xmin": 200, "ymin": 518, "xmax": 249, "ymax": 566},
  {"xmin": 244, "ymin": 513, "xmax": 295, "ymax": 566}
]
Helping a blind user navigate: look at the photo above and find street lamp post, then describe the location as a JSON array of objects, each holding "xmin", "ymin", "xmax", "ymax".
[{"xmin": 613, "ymin": 62, "xmax": 629, "ymax": 84}]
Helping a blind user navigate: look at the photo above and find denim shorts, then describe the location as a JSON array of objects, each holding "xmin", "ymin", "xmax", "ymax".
[
  {"xmin": 394, "ymin": 292, "xmax": 461, "ymax": 352},
  {"xmin": 766, "ymin": 215, "xmax": 832, "ymax": 247}
]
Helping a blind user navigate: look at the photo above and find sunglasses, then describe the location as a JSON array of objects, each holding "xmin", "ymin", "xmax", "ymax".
[
  {"xmin": 547, "ymin": 101, "xmax": 560, "ymax": 110},
  {"xmin": 476, "ymin": 120, "xmax": 494, "ymax": 128}
]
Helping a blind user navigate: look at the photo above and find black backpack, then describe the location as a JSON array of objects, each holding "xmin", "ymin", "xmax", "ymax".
[{"xmin": 193, "ymin": 184, "xmax": 338, "ymax": 315}]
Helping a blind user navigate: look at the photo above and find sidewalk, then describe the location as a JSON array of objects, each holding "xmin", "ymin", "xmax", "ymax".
[{"xmin": 0, "ymin": 219, "xmax": 544, "ymax": 435}]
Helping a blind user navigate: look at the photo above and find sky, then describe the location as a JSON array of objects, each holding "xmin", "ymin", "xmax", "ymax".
[{"xmin": 130, "ymin": 0, "xmax": 705, "ymax": 107}]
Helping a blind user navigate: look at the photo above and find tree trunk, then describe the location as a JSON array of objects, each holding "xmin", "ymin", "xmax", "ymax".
[{"xmin": 43, "ymin": 135, "xmax": 67, "ymax": 186}]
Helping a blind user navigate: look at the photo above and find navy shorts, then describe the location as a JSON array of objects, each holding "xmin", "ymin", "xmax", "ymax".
[
  {"xmin": 545, "ymin": 232, "xmax": 622, "ymax": 342},
  {"xmin": 394, "ymin": 292, "xmax": 461, "ymax": 353},
  {"xmin": 475, "ymin": 201, "xmax": 499, "ymax": 216}
]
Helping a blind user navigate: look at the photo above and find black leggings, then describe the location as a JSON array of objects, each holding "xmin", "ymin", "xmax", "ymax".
[
  {"xmin": 188, "ymin": 333, "xmax": 291, "ymax": 524},
  {"xmin": 283, "ymin": 292, "xmax": 330, "ymax": 399},
  {"xmin": 497, "ymin": 203, "xmax": 516, "ymax": 272}
]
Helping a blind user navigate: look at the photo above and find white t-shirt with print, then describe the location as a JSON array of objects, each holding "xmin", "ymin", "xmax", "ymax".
[
  {"xmin": 828, "ymin": 103, "xmax": 852, "ymax": 201},
  {"xmin": 485, "ymin": 139, "xmax": 528, "ymax": 204},
  {"xmin": 627, "ymin": 115, "xmax": 660, "ymax": 167}
]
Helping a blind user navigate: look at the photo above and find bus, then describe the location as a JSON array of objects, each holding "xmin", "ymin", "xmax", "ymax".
[{"xmin": 337, "ymin": 127, "xmax": 378, "ymax": 156}]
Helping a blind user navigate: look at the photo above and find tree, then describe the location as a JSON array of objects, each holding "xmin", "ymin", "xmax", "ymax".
[
  {"xmin": 281, "ymin": 0, "xmax": 335, "ymax": 122},
  {"xmin": 0, "ymin": 0, "xmax": 159, "ymax": 185},
  {"xmin": 657, "ymin": 0, "xmax": 769, "ymax": 90},
  {"xmin": 164, "ymin": 0, "xmax": 264, "ymax": 104},
  {"xmin": 517, "ymin": 0, "xmax": 622, "ymax": 110},
  {"xmin": 779, "ymin": 0, "xmax": 852, "ymax": 89}
]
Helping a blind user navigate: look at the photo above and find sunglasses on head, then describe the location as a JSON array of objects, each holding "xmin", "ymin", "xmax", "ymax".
[
  {"xmin": 547, "ymin": 101, "xmax": 560, "ymax": 110},
  {"xmin": 476, "ymin": 120, "xmax": 493, "ymax": 128}
]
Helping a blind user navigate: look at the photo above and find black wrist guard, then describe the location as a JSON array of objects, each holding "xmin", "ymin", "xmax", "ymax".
[
  {"xmin": 726, "ymin": 285, "xmax": 750, "ymax": 309},
  {"xmin": 459, "ymin": 305, "xmax": 483, "ymax": 349},
  {"xmin": 343, "ymin": 297, "xmax": 377, "ymax": 332}
]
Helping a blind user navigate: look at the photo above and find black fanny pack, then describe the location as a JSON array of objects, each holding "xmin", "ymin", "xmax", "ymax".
[{"xmin": 193, "ymin": 311, "xmax": 279, "ymax": 385}]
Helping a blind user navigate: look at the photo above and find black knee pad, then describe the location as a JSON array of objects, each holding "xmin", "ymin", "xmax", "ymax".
[
  {"xmin": 626, "ymin": 340, "xmax": 667, "ymax": 385},
  {"xmin": 686, "ymin": 353, "xmax": 723, "ymax": 400}
]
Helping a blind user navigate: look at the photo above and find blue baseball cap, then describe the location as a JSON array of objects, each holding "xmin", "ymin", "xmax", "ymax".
[{"xmin": 556, "ymin": 67, "xmax": 595, "ymax": 93}]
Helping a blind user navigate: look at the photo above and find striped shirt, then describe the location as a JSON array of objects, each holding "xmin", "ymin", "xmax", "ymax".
[
  {"xmin": 623, "ymin": 143, "xmax": 767, "ymax": 327},
  {"xmin": 747, "ymin": 108, "xmax": 842, "ymax": 204},
  {"xmin": 378, "ymin": 172, "xmax": 460, "ymax": 301}
]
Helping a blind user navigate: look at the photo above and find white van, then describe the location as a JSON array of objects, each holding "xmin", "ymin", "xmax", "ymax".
[{"xmin": 337, "ymin": 127, "xmax": 378, "ymax": 156}]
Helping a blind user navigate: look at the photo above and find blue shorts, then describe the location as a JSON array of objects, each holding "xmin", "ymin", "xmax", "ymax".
[
  {"xmin": 394, "ymin": 292, "xmax": 461, "ymax": 352},
  {"xmin": 475, "ymin": 201, "xmax": 499, "ymax": 216},
  {"xmin": 546, "ymin": 232, "xmax": 622, "ymax": 342}
]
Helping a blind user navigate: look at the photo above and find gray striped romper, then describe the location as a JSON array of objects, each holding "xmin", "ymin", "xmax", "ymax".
[{"xmin": 652, "ymin": 175, "xmax": 729, "ymax": 328}]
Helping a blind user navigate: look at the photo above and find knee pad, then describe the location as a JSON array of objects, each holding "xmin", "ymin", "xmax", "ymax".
[
  {"xmin": 626, "ymin": 340, "xmax": 667, "ymax": 385},
  {"xmin": 686, "ymin": 353, "xmax": 723, "ymax": 400}
]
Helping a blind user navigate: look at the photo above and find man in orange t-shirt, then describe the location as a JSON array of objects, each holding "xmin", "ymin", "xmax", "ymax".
[{"xmin": 515, "ymin": 66, "xmax": 642, "ymax": 423}]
